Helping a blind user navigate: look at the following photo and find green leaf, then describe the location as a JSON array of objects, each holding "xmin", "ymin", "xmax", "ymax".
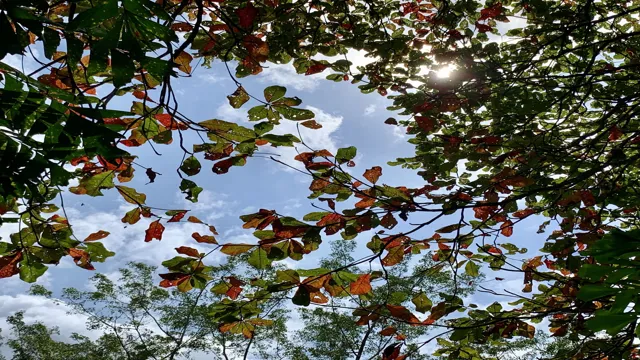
[
  {"xmin": 335, "ymin": 146, "xmax": 357, "ymax": 163},
  {"xmin": 412, "ymin": 293, "xmax": 432, "ymax": 313},
  {"xmin": 111, "ymin": 50, "xmax": 135, "ymax": 87},
  {"xmin": 587, "ymin": 310, "xmax": 635, "ymax": 335},
  {"xmin": 276, "ymin": 269, "xmax": 300, "ymax": 283},
  {"xmin": 248, "ymin": 106, "xmax": 268, "ymax": 121},
  {"xmin": 264, "ymin": 85, "xmax": 286, "ymax": 102},
  {"xmin": 577, "ymin": 285, "xmax": 619, "ymax": 301},
  {"xmin": 435, "ymin": 224, "xmax": 464, "ymax": 234},
  {"xmin": 180, "ymin": 156, "xmax": 202, "ymax": 176},
  {"xmin": 68, "ymin": 0, "xmax": 119, "ymax": 30},
  {"xmin": 116, "ymin": 186, "xmax": 146, "ymax": 205},
  {"xmin": 464, "ymin": 261, "xmax": 480, "ymax": 277},
  {"xmin": 247, "ymin": 248, "xmax": 272, "ymax": 269},
  {"xmin": 19, "ymin": 258, "xmax": 47, "ymax": 283},
  {"xmin": 273, "ymin": 106, "xmax": 315, "ymax": 120},
  {"xmin": 71, "ymin": 172, "xmax": 116, "ymax": 196},
  {"xmin": 84, "ymin": 242, "xmax": 115, "ymax": 262}
]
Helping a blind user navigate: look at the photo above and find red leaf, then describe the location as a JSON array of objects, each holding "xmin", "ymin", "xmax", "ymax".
[
  {"xmin": 479, "ymin": 3, "xmax": 502, "ymax": 21},
  {"xmin": 317, "ymin": 213, "xmax": 345, "ymax": 235},
  {"xmin": 155, "ymin": 114, "xmax": 187, "ymax": 130},
  {"xmin": 475, "ymin": 22, "xmax": 493, "ymax": 33},
  {"xmin": 84, "ymin": 230, "xmax": 110, "ymax": 242},
  {"xmin": 168, "ymin": 210, "xmax": 188, "ymax": 223},
  {"xmin": 386, "ymin": 304, "xmax": 420, "ymax": 325},
  {"xmin": 363, "ymin": 166, "xmax": 382, "ymax": 184},
  {"xmin": 192, "ymin": 232, "xmax": 218, "ymax": 244},
  {"xmin": 226, "ymin": 285, "xmax": 243, "ymax": 300},
  {"xmin": 236, "ymin": 3, "xmax": 258, "ymax": 29},
  {"xmin": 415, "ymin": 116, "xmax": 436, "ymax": 133},
  {"xmin": 609, "ymin": 125, "xmax": 623, "ymax": 141},
  {"xmin": 0, "ymin": 252, "xmax": 22, "ymax": 278},
  {"xmin": 305, "ymin": 63, "xmax": 328, "ymax": 76},
  {"xmin": 171, "ymin": 22, "xmax": 194, "ymax": 32},
  {"xmin": 175, "ymin": 246, "xmax": 200, "ymax": 257},
  {"xmin": 145, "ymin": 220, "xmax": 165, "ymax": 242},
  {"xmin": 350, "ymin": 274, "xmax": 372, "ymax": 295},
  {"xmin": 159, "ymin": 273, "xmax": 190, "ymax": 288},
  {"xmin": 487, "ymin": 246, "xmax": 502, "ymax": 254}
]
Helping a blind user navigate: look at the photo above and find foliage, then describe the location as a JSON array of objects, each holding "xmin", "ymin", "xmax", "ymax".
[{"xmin": 2, "ymin": 0, "xmax": 640, "ymax": 358}]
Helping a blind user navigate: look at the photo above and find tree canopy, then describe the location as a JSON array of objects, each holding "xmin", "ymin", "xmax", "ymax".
[{"xmin": 2, "ymin": 0, "xmax": 640, "ymax": 358}]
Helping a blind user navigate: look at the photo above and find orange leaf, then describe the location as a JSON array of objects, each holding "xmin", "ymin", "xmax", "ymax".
[
  {"xmin": 187, "ymin": 216, "xmax": 203, "ymax": 224},
  {"xmin": 363, "ymin": 166, "xmax": 382, "ymax": 184},
  {"xmin": 159, "ymin": 273, "xmax": 190, "ymax": 288},
  {"xmin": 174, "ymin": 51, "xmax": 193, "ymax": 74},
  {"xmin": 155, "ymin": 114, "xmax": 187, "ymax": 130},
  {"xmin": 500, "ymin": 220, "xmax": 513, "ymax": 237},
  {"xmin": 220, "ymin": 244, "xmax": 254, "ymax": 255},
  {"xmin": 300, "ymin": 120, "xmax": 322, "ymax": 129},
  {"xmin": 84, "ymin": 230, "xmax": 110, "ymax": 242},
  {"xmin": 175, "ymin": 246, "xmax": 200, "ymax": 258},
  {"xmin": 192, "ymin": 232, "xmax": 218, "ymax": 244},
  {"xmin": 386, "ymin": 304, "xmax": 420, "ymax": 325},
  {"xmin": 0, "ymin": 252, "xmax": 22, "ymax": 278},
  {"xmin": 350, "ymin": 274, "xmax": 372, "ymax": 295},
  {"xmin": 145, "ymin": 220, "xmax": 165, "ymax": 242},
  {"xmin": 380, "ymin": 326, "xmax": 396, "ymax": 336}
]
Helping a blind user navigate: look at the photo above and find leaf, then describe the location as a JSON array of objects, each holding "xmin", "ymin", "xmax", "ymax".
[
  {"xmin": 117, "ymin": 186, "xmax": 146, "ymax": 205},
  {"xmin": 122, "ymin": 207, "xmax": 142, "ymax": 225},
  {"xmin": 465, "ymin": 261, "xmax": 480, "ymax": 277},
  {"xmin": 19, "ymin": 259, "xmax": 47, "ymax": 283},
  {"xmin": 84, "ymin": 230, "xmax": 110, "ymax": 242},
  {"xmin": 187, "ymin": 216, "xmax": 203, "ymax": 224},
  {"xmin": 382, "ymin": 246, "xmax": 404, "ymax": 266},
  {"xmin": 363, "ymin": 166, "xmax": 382, "ymax": 184},
  {"xmin": 350, "ymin": 274, "xmax": 372, "ymax": 295},
  {"xmin": 176, "ymin": 246, "xmax": 200, "ymax": 257},
  {"xmin": 386, "ymin": 304, "xmax": 420, "ymax": 325},
  {"xmin": 264, "ymin": 85, "xmax": 286, "ymax": 102},
  {"xmin": 292, "ymin": 285, "xmax": 311, "ymax": 306},
  {"xmin": 300, "ymin": 120, "xmax": 322, "ymax": 129},
  {"xmin": 145, "ymin": 220, "xmax": 165, "ymax": 242},
  {"xmin": 192, "ymin": 232, "xmax": 217, "ymax": 244},
  {"xmin": 380, "ymin": 327, "xmax": 397, "ymax": 336},
  {"xmin": 236, "ymin": 3, "xmax": 258, "ymax": 28},
  {"xmin": 577, "ymin": 285, "xmax": 619, "ymax": 301},
  {"xmin": 412, "ymin": 293, "xmax": 432, "ymax": 313},
  {"xmin": 174, "ymin": 51, "xmax": 193, "ymax": 74},
  {"xmin": 146, "ymin": 168, "xmax": 158, "ymax": 183},
  {"xmin": 335, "ymin": 146, "xmax": 357, "ymax": 163},
  {"xmin": 228, "ymin": 86, "xmax": 250, "ymax": 108},
  {"xmin": 500, "ymin": 220, "xmax": 513, "ymax": 237},
  {"xmin": 167, "ymin": 210, "xmax": 187, "ymax": 222},
  {"xmin": 435, "ymin": 224, "xmax": 463, "ymax": 233},
  {"xmin": 0, "ymin": 252, "xmax": 22, "ymax": 278},
  {"xmin": 180, "ymin": 156, "xmax": 201, "ymax": 176},
  {"xmin": 220, "ymin": 244, "xmax": 254, "ymax": 255},
  {"xmin": 305, "ymin": 63, "xmax": 328, "ymax": 75},
  {"xmin": 587, "ymin": 310, "xmax": 635, "ymax": 335}
]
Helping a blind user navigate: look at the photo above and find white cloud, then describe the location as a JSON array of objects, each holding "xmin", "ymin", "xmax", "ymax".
[
  {"xmin": 259, "ymin": 64, "xmax": 322, "ymax": 91},
  {"xmin": 392, "ymin": 125, "xmax": 407, "ymax": 140},
  {"xmin": 268, "ymin": 105, "xmax": 343, "ymax": 171},
  {"xmin": 364, "ymin": 104, "xmax": 376, "ymax": 116},
  {"xmin": 215, "ymin": 102, "xmax": 249, "ymax": 123}
]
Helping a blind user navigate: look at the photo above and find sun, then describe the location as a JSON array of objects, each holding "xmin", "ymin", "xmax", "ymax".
[{"xmin": 435, "ymin": 64, "xmax": 456, "ymax": 79}]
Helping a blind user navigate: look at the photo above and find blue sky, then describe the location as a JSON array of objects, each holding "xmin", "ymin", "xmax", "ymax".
[{"xmin": 0, "ymin": 48, "xmax": 554, "ymax": 357}]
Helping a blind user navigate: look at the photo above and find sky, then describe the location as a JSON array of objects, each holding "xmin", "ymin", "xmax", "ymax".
[{"xmin": 0, "ymin": 42, "xmax": 553, "ymax": 358}]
